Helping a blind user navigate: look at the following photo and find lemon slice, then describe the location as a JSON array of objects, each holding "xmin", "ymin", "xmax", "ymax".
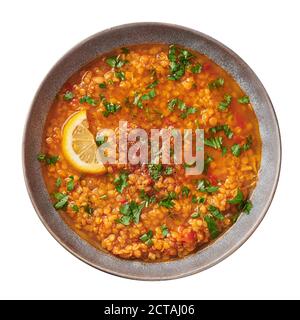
[{"xmin": 62, "ymin": 110, "xmax": 106, "ymax": 174}]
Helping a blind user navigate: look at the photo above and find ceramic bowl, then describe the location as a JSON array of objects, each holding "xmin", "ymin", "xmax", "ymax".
[{"xmin": 23, "ymin": 22, "xmax": 281, "ymax": 280}]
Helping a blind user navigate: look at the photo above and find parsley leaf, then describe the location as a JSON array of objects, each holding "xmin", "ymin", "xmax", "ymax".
[
  {"xmin": 192, "ymin": 196, "xmax": 206, "ymax": 204},
  {"xmin": 238, "ymin": 96, "xmax": 250, "ymax": 104},
  {"xmin": 115, "ymin": 71, "xmax": 126, "ymax": 81},
  {"xmin": 209, "ymin": 124, "xmax": 233, "ymax": 139},
  {"xmin": 167, "ymin": 45, "xmax": 193, "ymax": 80},
  {"xmin": 37, "ymin": 153, "xmax": 59, "ymax": 165},
  {"xmin": 55, "ymin": 177, "xmax": 62, "ymax": 188},
  {"xmin": 182, "ymin": 186, "xmax": 190, "ymax": 197},
  {"xmin": 95, "ymin": 135, "xmax": 107, "ymax": 146},
  {"xmin": 114, "ymin": 172, "xmax": 128, "ymax": 193},
  {"xmin": 63, "ymin": 91, "xmax": 74, "ymax": 101},
  {"xmin": 208, "ymin": 77, "xmax": 224, "ymax": 90},
  {"xmin": 218, "ymin": 94, "xmax": 232, "ymax": 111},
  {"xmin": 54, "ymin": 193, "xmax": 68, "ymax": 209},
  {"xmin": 148, "ymin": 164, "xmax": 163, "ymax": 181},
  {"xmin": 180, "ymin": 106, "xmax": 197, "ymax": 119},
  {"xmin": 159, "ymin": 192, "xmax": 177, "ymax": 208},
  {"xmin": 121, "ymin": 47, "xmax": 130, "ymax": 54},
  {"xmin": 161, "ymin": 225, "xmax": 169, "ymax": 237},
  {"xmin": 197, "ymin": 179, "xmax": 219, "ymax": 193},
  {"xmin": 204, "ymin": 136, "xmax": 223, "ymax": 149},
  {"xmin": 80, "ymin": 96, "xmax": 97, "ymax": 106},
  {"xmin": 140, "ymin": 230, "xmax": 153, "ymax": 246},
  {"xmin": 191, "ymin": 63, "xmax": 202, "ymax": 74},
  {"xmin": 165, "ymin": 167, "xmax": 173, "ymax": 175},
  {"xmin": 228, "ymin": 189, "xmax": 244, "ymax": 204},
  {"xmin": 71, "ymin": 204, "xmax": 79, "ymax": 212},
  {"xmin": 99, "ymin": 83, "xmax": 107, "ymax": 89},
  {"xmin": 204, "ymin": 215, "xmax": 219, "ymax": 239},
  {"xmin": 139, "ymin": 190, "xmax": 156, "ymax": 207},
  {"xmin": 103, "ymin": 101, "xmax": 121, "ymax": 117},
  {"xmin": 231, "ymin": 143, "xmax": 242, "ymax": 157},
  {"xmin": 66, "ymin": 176, "xmax": 75, "ymax": 192},
  {"xmin": 208, "ymin": 205, "xmax": 224, "ymax": 220},
  {"xmin": 106, "ymin": 56, "xmax": 126, "ymax": 68},
  {"xmin": 204, "ymin": 155, "xmax": 213, "ymax": 173},
  {"xmin": 191, "ymin": 211, "xmax": 201, "ymax": 219},
  {"xmin": 84, "ymin": 204, "xmax": 94, "ymax": 215},
  {"xmin": 146, "ymin": 80, "xmax": 159, "ymax": 89},
  {"xmin": 117, "ymin": 201, "xmax": 145, "ymax": 225}
]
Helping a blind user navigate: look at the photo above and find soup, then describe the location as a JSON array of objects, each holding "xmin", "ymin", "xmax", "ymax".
[{"xmin": 38, "ymin": 44, "xmax": 261, "ymax": 261}]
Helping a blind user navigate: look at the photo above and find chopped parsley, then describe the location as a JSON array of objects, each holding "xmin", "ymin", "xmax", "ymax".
[
  {"xmin": 228, "ymin": 189, "xmax": 253, "ymax": 214},
  {"xmin": 191, "ymin": 63, "xmax": 202, "ymax": 74},
  {"xmin": 63, "ymin": 91, "xmax": 74, "ymax": 101},
  {"xmin": 37, "ymin": 153, "xmax": 59, "ymax": 165},
  {"xmin": 115, "ymin": 71, "xmax": 126, "ymax": 81},
  {"xmin": 140, "ymin": 230, "xmax": 153, "ymax": 246},
  {"xmin": 161, "ymin": 224, "xmax": 169, "ymax": 237},
  {"xmin": 167, "ymin": 98, "xmax": 197, "ymax": 118},
  {"xmin": 103, "ymin": 101, "xmax": 121, "ymax": 117},
  {"xmin": 165, "ymin": 167, "xmax": 173, "ymax": 175},
  {"xmin": 159, "ymin": 192, "xmax": 177, "ymax": 208},
  {"xmin": 210, "ymin": 124, "xmax": 233, "ymax": 139},
  {"xmin": 114, "ymin": 172, "xmax": 128, "ymax": 193},
  {"xmin": 218, "ymin": 94, "xmax": 232, "ymax": 111},
  {"xmin": 191, "ymin": 211, "xmax": 201, "ymax": 219},
  {"xmin": 167, "ymin": 45, "xmax": 193, "ymax": 80},
  {"xmin": 106, "ymin": 56, "xmax": 126, "ymax": 68},
  {"xmin": 204, "ymin": 215, "xmax": 219, "ymax": 239},
  {"xmin": 182, "ymin": 186, "xmax": 190, "ymax": 197},
  {"xmin": 53, "ymin": 193, "xmax": 68, "ymax": 210},
  {"xmin": 192, "ymin": 196, "xmax": 206, "ymax": 204},
  {"xmin": 71, "ymin": 204, "xmax": 79, "ymax": 212},
  {"xmin": 55, "ymin": 177, "xmax": 62, "ymax": 188},
  {"xmin": 148, "ymin": 164, "xmax": 163, "ymax": 181},
  {"xmin": 146, "ymin": 80, "xmax": 159, "ymax": 89},
  {"xmin": 121, "ymin": 47, "xmax": 130, "ymax": 54},
  {"xmin": 117, "ymin": 201, "xmax": 144, "ymax": 225},
  {"xmin": 95, "ymin": 135, "xmax": 107, "ymax": 146},
  {"xmin": 231, "ymin": 136, "xmax": 252, "ymax": 157},
  {"xmin": 203, "ymin": 155, "xmax": 213, "ymax": 173},
  {"xmin": 197, "ymin": 179, "xmax": 219, "ymax": 193},
  {"xmin": 238, "ymin": 96, "xmax": 250, "ymax": 104},
  {"xmin": 80, "ymin": 95, "xmax": 97, "ymax": 106},
  {"xmin": 66, "ymin": 176, "xmax": 75, "ymax": 192},
  {"xmin": 208, "ymin": 205, "xmax": 224, "ymax": 220},
  {"xmin": 204, "ymin": 136, "xmax": 223, "ymax": 149},
  {"xmin": 84, "ymin": 204, "xmax": 94, "ymax": 215},
  {"xmin": 141, "ymin": 89, "xmax": 156, "ymax": 100},
  {"xmin": 208, "ymin": 77, "xmax": 224, "ymax": 90},
  {"xmin": 139, "ymin": 190, "xmax": 156, "ymax": 207},
  {"xmin": 99, "ymin": 82, "xmax": 107, "ymax": 89}
]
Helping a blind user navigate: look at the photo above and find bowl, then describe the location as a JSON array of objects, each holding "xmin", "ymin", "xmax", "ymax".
[{"xmin": 23, "ymin": 22, "xmax": 281, "ymax": 280}]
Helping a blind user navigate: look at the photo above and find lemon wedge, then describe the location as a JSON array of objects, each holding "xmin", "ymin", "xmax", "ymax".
[{"xmin": 61, "ymin": 110, "xmax": 106, "ymax": 174}]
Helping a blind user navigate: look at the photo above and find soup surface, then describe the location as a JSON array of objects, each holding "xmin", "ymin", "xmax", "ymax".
[{"xmin": 39, "ymin": 44, "xmax": 261, "ymax": 261}]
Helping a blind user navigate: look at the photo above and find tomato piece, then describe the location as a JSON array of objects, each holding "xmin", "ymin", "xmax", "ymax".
[
  {"xmin": 183, "ymin": 231, "xmax": 197, "ymax": 243},
  {"xmin": 202, "ymin": 63, "xmax": 211, "ymax": 72},
  {"xmin": 207, "ymin": 173, "xmax": 218, "ymax": 186}
]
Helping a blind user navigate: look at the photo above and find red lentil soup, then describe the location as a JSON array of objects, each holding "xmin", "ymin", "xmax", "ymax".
[{"xmin": 39, "ymin": 44, "xmax": 261, "ymax": 261}]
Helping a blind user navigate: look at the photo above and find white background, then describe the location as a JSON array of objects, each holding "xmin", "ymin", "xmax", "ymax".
[{"xmin": 0, "ymin": 0, "xmax": 299, "ymax": 300}]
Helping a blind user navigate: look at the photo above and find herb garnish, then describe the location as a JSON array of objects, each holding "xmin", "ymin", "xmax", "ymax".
[
  {"xmin": 161, "ymin": 225, "xmax": 169, "ymax": 237},
  {"xmin": 103, "ymin": 101, "xmax": 121, "ymax": 117},
  {"xmin": 63, "ymin": 91, "xmax": 74, "ymax": 101},
  {"xmin": 115, "ymin": 71, "xmax": 126, "ymax": 81},
  {"xmin": 99, "ymin": 83, "xmax": 107, "ymax": 89},
  {"xmin": 80, "ymin": 96, "xmax": 97, "ymax": 106},
  {"xmin": 114, "ymin": 172, "xmax": 128, "ymax": 193},
  {"xmin": 167, "ymin": 45, "xmax": 193, "ymax": 80},
  {"xmin": 204, "ymin": 215, "xmax": 219, "ymax": 239},
  {"xmin": 228, "ymin": 189, "xmax": 253, "ymax": 214},
  {"xmin": 159, "ymin": 192, "xmax": 177, "ymax": 208},
  {"xmin": 208, "ymin": 205, "xmax": 224, "ymax": 220},
  {"xmin": 148, "ymin": 164, "xmax": 163, "ymax": 181},
  {"xmin": 55, "ymin": 177, "xmax": 62, "ymax": 188},
  {"xmin": 231, "ymin": 136, "xmax": 252, "ymax": 157},
  {"xmin": 53, "ymin": 193, "xmax": 68, "ymax": 209},
  {"xmin": 208, "ymin": 77, "xmax": 224, "ymax": 90},
  {"xmin": 139, "ymin": 190, "xmax": 156, "ymax": 207},
  {"xmin": 37, "ymin": 153, "xmax": 59, "ymax": 165},
  {"xmin": 106, "ymin": 56, "xmax": 126, "ymax": 68},
  {"xmin": 140, "ymin": 230, "xmax": 153, "ymax": 246},
  {"xmin": 197, "ymin": 179, "xmax": 219, "ymax": 193},
  {"xmin": 191, "ymin": 63, "xmax": 202, "ymax": 74},
  {"xmin": 218, "ymin": 94, "xmax": 232, "ymax": 111},
  {"xmin": 117, "ymin": 201, "xmax": 144, "ymax": 225},
  {"xmin": 209, "ymin": 124, "xmax": 233, "ymax": 139},
  {"xmin": 204, "ymin": 136, "xmax": 223, "ymax": 150},
  {"xmin": 182, "ymin": 186, "xmax": 190, "ymax": 197},
  {"xmin": 67, "ymin": 176, "xmax": 75, "ymax": 192},
  {"xmin": 238, "ymin": 96, "xmax": 250, "ymax": 104}
]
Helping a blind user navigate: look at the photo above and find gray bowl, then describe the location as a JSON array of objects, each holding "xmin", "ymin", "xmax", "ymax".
[{"xmin": 23, "ymin": 22, "xmax": 281, "ymax": 280}]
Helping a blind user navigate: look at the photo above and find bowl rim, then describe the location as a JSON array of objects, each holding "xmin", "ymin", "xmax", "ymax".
[{"xmin": 22, "ymin": 22, "xmax": 282, "ymax": 280}]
